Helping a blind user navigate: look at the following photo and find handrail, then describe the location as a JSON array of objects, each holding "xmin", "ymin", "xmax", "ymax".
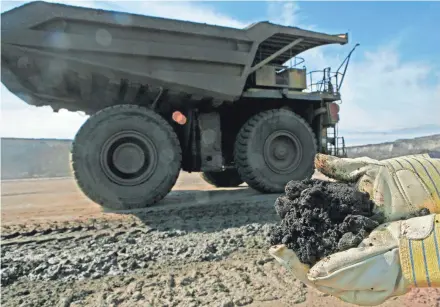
[
  {"xmin": 289, "ymin": 56, "xmax": 305, "ymax": 67},
  {"xmin": 305, "ymin": 43, "xmax": 359, "ymax": 94}
]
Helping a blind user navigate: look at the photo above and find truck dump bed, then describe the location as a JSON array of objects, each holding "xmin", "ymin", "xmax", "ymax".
[{"xmin": 1, "ymin": 1, "xmax": 348, "ymax": 113}]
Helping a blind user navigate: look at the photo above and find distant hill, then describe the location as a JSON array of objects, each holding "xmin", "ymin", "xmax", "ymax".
[
  {"xmin": 340, "ymin": 125, "xmax": 440, "ymax": 146},
  {"xmin": 345, "ymin": 133, "xmax": 440, "ymax": 160},
  {"xmin": 1, "ymin": 138, "xmax": 72, "ymax": 180}
]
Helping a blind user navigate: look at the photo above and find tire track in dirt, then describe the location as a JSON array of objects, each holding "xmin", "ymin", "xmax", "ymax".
[
  {"xmin": 1, "ymin": 187, "xmax": 280, "ymax": 285},
  {"xmin": 1, "ymin": 188, "xmax": 279, "ymax": 242}
]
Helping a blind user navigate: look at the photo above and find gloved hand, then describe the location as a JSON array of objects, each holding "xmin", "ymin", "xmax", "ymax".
[
  {"xmin": 314, "ymin": 153, "xmax": 440, "ymax": 221},
  {"xmin": 269, "ymin": 153, "xmax": 440, "ymax": 305},
  {"xmin": 269, "ymin": 213, "xmax": 440, "ymax": 306}
]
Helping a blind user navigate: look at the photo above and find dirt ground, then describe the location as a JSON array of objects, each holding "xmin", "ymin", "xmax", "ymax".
[
  {"xmin": 1, "ymin": 172, "xmax": 439, "ymax": 307},
  {"xmin": 1, "ymin": 172, "xmax": 220, "ymax": 225}
]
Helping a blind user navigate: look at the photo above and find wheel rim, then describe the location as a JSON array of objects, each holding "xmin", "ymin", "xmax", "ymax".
[
  {"xmin": 263, "ymin": 130, "xmax": 302, "ymax": 175},
  {"xmin": 100, "ymin": 131, "xmax": 158, "ymax": 186}
]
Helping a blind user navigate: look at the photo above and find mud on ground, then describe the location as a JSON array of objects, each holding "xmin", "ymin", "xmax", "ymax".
[
  {"xmin": 0, "ymin": 183, "xmax": 307, "ymax": 307},
  {"xmin": 2, "ymin": 175, "xmax": 439, "ymax": 307}
]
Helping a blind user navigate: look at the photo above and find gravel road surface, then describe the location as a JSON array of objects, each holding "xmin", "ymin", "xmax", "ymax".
[{"xmin": 1, "ymin": 172, "xmax": 439, "ymax": 307}]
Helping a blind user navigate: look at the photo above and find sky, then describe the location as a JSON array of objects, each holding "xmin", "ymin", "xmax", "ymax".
[{"xmin": 1, "ymin": 0, "xmax": 439, "ymax": 146}]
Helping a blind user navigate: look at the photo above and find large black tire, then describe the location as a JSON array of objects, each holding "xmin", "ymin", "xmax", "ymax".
[
  {"xmin": 200, "ymin": 169, "xmax": 244, "ymax": 187},
  {"xmin": 234, "ymin": 109, "xmax": 316, "ymax": 193},
  {"xmin": 71, "ymin": 105, "xmax": 181, "ymax": 209}
]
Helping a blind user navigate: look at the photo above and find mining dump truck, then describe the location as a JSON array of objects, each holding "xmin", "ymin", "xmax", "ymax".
[{"xmin": 1, "ymin": 1, "xmax": 357, "ymax": 209}]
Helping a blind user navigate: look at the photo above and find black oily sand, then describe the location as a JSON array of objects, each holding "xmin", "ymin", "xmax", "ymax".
[
  {"xmin": 269, "ymin": 179, "xmax": 430, "ymax": 266},
  {"xmin": 270, "ymin": 179, "xmax": 381, "ymax": 266}
]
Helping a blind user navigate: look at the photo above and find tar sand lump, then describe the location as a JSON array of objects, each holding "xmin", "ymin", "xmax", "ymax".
[{"xmin": 269, "ymin": 178, "xmax": 429, "ymax": 266}]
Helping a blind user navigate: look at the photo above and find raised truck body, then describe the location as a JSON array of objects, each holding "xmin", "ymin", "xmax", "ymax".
[{"xmin": 2, "ymin": 1, "xmax": 354, "ymax": 209}]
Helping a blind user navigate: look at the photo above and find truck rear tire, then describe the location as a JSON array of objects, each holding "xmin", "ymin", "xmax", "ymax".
[
  {"xmin": 200, "ymin": 169, "xmax": 244, "ymax": 187},
  {"xmin": 234, "ymin": 109, "xmax": 316, "ymax": 193},
  {"xmin": 71, "ymin": 105, "xmax": 181, "ymax": 209}
]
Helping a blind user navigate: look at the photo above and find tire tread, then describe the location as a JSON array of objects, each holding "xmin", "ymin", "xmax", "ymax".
[
  {"xmin": 233, "ymin": 109, "xmax": 317, "ymax": 193},
  {"xmin": 71, "ymin": 104, "xmax": 182, "ymax": 209}
]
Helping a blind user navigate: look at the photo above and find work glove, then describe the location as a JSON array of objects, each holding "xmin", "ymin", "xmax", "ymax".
[
  {"xmin": 269, "ymin": 153, "xmax": 440, "ymax": 305},
  {"xmin": 269, "ymin": 213, "xmax": 440, "ymax": 306},
  {"xmin": 314, "ymin": 153, "xmax": 440, "ymax": 221}
]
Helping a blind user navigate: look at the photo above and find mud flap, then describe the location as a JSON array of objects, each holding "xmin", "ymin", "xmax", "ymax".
[{"xmin": 198, "ymin": 112, "xmax": 223, "ymax": 172}]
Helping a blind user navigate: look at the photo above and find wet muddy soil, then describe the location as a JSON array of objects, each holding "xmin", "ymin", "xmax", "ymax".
[
  {"xmin": 269, "ymin": 179, "xmax": 380, "ymax": 266},
  {"xmin": 2, "ymin": 175, "xmax": 437, "ymax": 307}
]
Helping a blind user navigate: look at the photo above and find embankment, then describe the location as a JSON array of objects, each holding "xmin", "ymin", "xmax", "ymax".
[
  {"xmin": 1, "ymin": 138, "xmax": 72, "ymax": 180},
  {"xmin": 345, "ymin": 134, "xmax": 440, "ymax": 160}
]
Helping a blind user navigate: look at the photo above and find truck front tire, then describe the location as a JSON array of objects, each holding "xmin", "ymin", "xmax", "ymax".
[
  {"xmin": 200, "ymin": 169, "xmax": 244, "ymax": 187},
  {"xmin": 234, "ymin": 109, "xmax": 316, "ymax": 193},
  {"xmin": 71, "ymin": 105, "xmax": 181, "ymax": 209}
]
